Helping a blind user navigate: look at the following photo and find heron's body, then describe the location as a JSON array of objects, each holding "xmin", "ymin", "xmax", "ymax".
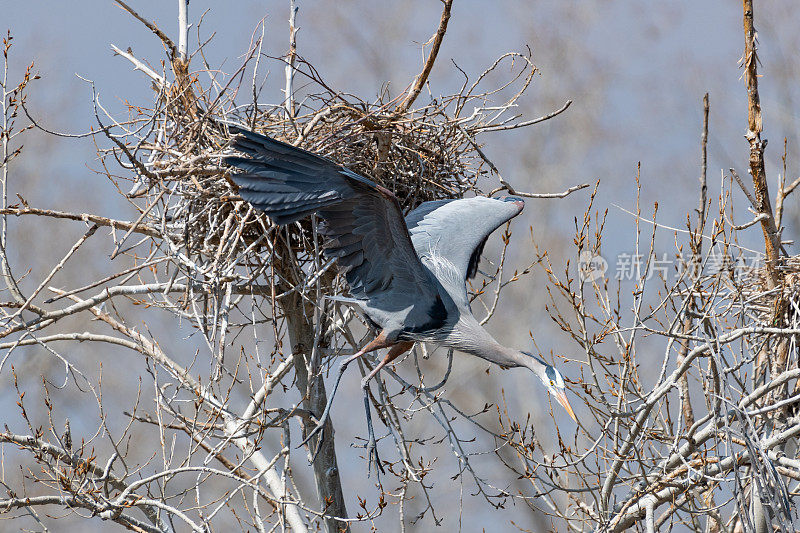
[
  {"xmin": 224, "ymin": 127, "xmax": 575, "ymax": 471},
  {"xmin": 359, "ymin": 197, "xmax": 529, "ymax": 357}
]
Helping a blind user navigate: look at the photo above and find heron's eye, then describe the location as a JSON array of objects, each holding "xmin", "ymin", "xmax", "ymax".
[{"xmin": 550, "ymin": 380, "xmax": 554, "ymax": 387}]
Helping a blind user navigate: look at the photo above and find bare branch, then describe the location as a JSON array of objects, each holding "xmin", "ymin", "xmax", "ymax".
[
  {"xmin": 742, "ymin": 0, "xmax": 782, "ymax": 287},
  {"xmin": 284, "ymin": 0, "xmax": 298, "ymax": 120},
  {"xmin": 110, "ymin": 44, "xmax": 166, "ymax": 88},
  {"xmin": 0, "ymin": 206, "xmax": 168, "ymax": 238},
  {"xmin": 395, "ymin": 0, "xmax": 453, "ymax": 115},
  {"xmin": 177, "ymin": 0, "xmax": 188, "ymax": 62},
  {"xmin": 474, "ymin": 99, "xmax": 572, "ymax": 133},
  {"xmin": 113, "ymin": 0, "xmax": 178, "ymax": 59}
]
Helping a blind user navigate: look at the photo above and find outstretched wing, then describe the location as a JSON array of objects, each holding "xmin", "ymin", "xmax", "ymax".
[
  {"xmin": 405, "ymin": 196, "xmax": 524, "ymax": 286},
  {"xmin": 224, "ymin": 126, "xmax": 439, "ymax": 311}
]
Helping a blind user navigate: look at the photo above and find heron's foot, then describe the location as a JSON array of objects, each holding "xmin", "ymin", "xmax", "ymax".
[
  {"xmin": 363, "ymin": 391, "xmax": 385, "ymax": 478},
  {"xmin": 366, "ymin": 423, "xmax": 385, "ymax": 478}
]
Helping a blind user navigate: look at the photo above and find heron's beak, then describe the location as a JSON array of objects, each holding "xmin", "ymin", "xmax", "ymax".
[{"xmin": 554, "ymin": 389, "xmax": 577, "ymax": 422}]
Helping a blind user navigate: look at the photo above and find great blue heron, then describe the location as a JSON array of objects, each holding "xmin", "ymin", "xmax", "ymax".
[{"xmin": 225, "ymin": 126, "xmax": 576, "ymax": 472}]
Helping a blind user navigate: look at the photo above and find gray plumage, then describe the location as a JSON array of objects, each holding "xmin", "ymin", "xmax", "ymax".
[
  {"xmin": 225, "ymin": 127, "xmax": 520, "ymax": 347},
  {"xmin": 224, "ymin": 126, "xmax": 576, "ymax": 464}
]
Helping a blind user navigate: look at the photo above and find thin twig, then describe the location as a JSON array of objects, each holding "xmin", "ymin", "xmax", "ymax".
[{"xmin": 474, "ymin": 100, "xmax": 572, "ymax": 133}]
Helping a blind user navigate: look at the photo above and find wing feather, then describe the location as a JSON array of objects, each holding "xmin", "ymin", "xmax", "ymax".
[
  {"xmin": 406, "ymin": 196, "xmax": 524, "ymax": 285},
  {"xmin": 224, "ymin": 127, "xmax": 439, "ymax": 316}
]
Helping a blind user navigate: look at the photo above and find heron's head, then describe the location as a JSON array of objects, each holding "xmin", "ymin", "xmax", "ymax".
[{"xmin": 523, "ymin": 353, "xmax": 577, "ymax": 422}]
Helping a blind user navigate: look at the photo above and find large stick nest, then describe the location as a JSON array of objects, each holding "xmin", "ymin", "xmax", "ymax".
[{"xmin": 106, "ymin": 52, "xmax": 539, "ymax": 304}]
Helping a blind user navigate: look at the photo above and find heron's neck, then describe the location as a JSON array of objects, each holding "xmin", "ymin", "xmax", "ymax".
[{"xmin": 453, "ymin": 318, "xmax": 546, "ymax": 378}]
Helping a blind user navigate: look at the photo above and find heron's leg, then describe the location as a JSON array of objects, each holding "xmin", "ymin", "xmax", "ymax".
[
  {"xmin": 360, "ymin": 341, "xmax": 414, "ymax": 476},
  {"xmin": 299, "ymin": 332, "xmax": 394, "ymax": 450}
]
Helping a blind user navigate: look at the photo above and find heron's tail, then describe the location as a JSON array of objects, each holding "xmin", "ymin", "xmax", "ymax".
[{"xmin": 223, "ymin": 126, "xmax": 346, "ymax": 225}]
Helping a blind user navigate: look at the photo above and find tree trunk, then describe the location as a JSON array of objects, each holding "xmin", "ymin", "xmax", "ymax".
[{"xmin": 284, "ymin": 293, "xmax": 350, "ymax": 533}]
